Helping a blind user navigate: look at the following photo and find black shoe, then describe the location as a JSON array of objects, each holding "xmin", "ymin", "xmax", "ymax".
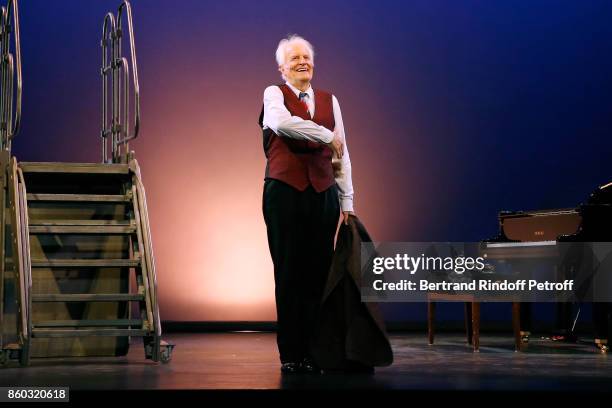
[
  {"xmin": 551, "ymin": 332, "xmax": 578, "ymax": 343},
  {"xmin": 551, "ymin": 335, "xmax": 578, "ymax": 343},
  {"xmin": 301, "ymin": 358, "xmax": 321, "ymax": 374},
  {"xmin": 280, "ymin": 362, "xmax": 302, "ymax": 374}
]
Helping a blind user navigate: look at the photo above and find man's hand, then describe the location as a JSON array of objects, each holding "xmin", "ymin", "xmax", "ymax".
[
  {"xmin": 343, "ymin": 211, "xmax": 355, "ymax": 225},
  {"xmin": 327, "ymin": 128, "xmax": 343, "ymax": 159}
]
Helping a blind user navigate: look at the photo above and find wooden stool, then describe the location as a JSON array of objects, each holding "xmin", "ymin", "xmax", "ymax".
[{"xmin": 427, "ymin": 293, "xmax": 523, "ymax": 351}]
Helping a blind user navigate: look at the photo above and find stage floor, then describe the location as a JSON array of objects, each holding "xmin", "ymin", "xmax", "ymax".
[{"xmin": 0, "ymin": 332, "xmax": 611, "ymax": 391}]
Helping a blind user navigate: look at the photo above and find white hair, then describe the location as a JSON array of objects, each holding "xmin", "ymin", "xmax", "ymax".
[{"xmin": 275, "ymin": 35, "xmax": 315, "ymax": 66}]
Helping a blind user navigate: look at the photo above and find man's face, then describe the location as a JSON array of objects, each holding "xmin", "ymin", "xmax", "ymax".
[{"xmin": 279, "ymin": 42, "xmax": 314, "ymax": 86}]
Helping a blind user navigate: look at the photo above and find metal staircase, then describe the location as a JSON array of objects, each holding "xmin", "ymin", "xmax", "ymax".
[{"xmin": 0, "ymin": 1, "xmax": 173, "ymax": 366}]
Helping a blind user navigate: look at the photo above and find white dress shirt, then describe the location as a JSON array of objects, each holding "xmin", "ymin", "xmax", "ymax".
[{"xmin": 262, "ymin": 82, "xmax": 354, "ymax": 212}]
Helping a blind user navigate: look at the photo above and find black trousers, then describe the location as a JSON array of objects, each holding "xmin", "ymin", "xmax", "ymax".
[
  {"xmin": 263, "ymin": 179, "xmax": 340, "ymax": 363},
  {"xmin": 593, "ymin": 303, "xmax": 610, "ymax": 340}
]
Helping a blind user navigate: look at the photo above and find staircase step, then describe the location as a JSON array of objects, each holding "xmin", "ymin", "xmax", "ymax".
[
  {"xmin": 31, "ymin": 258, "xmax": 140, "ymax": 268},
  {"xmin": 32, "ymin": 328, "xmax": 148, "ymax": 338},
  {"xmin": 28, "ymin": 220, "xmax": 136, "ymax": 234},
  {"xmin": 32, "ymin": 294, "xmax": 144, "ymax": 302},
  {"xmin": 29, "ymin": 220, "xmax": 131, "ymax": 226},
  {"xmin": 20, "ymin": 162, "xmax": 130, "ymax": 175},
  {"xmin": 27, "ymin": 193, "xmax": 131, "ymax": 202},
  {"xmin": 33, "ymin": 319, "xmax": 142, "ymax": 328}
]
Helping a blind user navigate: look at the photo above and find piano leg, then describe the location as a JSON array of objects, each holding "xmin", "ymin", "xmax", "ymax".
[
  {"xmin": 427, "ymin": 301, "xmax": 435, "ymax": 345},
  {"xmin": 472, "ymin": 302, "xmax": 480, "ymax": 352},
  {"xmin": 465, "ymin": 302, "xmax": 473, "ymax": 345},
  {"xmin": 519, "ymin": 302, "xmax": 532, "ymax": 349},
  {"xmin": 512, "ymin": 302, "xmax": 522, "ymax": 351},
  {"xmin": 593, "ymin": 302, "xmax": 610, "ymax": 353}
]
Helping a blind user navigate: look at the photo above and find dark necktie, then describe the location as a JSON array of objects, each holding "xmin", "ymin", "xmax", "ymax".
[{"xmin": 299, "ymin": 92, "xmax": 311, "ymax": 118}]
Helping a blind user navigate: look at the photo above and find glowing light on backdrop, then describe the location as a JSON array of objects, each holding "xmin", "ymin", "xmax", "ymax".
[{"xmin": 13, "ymin": 0, "xmax": 612, "ymax": 322}]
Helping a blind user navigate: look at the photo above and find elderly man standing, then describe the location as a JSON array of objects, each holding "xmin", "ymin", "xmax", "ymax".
[{"xmin": 259, "ymin": 35, "xmax": 354, "ymax": 374}]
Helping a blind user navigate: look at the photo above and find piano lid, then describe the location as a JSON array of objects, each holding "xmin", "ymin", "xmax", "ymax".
[
  {"xmin": 497, "ymin": 208, "xmax": 581, "ymax": 242},
  {"xmin": 488, "ymin": 182, "xmax": 612, "ymax": 244}
]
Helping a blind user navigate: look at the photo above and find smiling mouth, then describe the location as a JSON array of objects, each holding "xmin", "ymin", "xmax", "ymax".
[{"xmin": 296, "ymin": 67, "xmax": 309, "ymax": 72}]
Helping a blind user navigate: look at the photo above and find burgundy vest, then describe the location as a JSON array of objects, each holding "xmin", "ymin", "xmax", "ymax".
[{"xmin": 259, "ymin": 84, "xmax": 336, "ymax": 192}]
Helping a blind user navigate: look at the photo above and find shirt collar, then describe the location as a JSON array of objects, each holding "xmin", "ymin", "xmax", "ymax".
[{"xmin": 285, "ymin": 82, "xmax": 313, "ymax": 99}]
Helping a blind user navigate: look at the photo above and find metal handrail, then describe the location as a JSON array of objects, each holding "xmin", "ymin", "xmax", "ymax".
[
  {"xmin": 100, "ymin": 1, "xmax": 140, "ymax": 163},
  {"xmin": 10, "ymin": 160, "xmax": 25, "ymax": 339},
  {"xmin": 135, "ymin": 175, "xmax": 160, "ymax": 338},
  {"xmin": 119, "ymin": 56, "xmax": 130, "ymax": 144},
  {"xmin": 7, "ymin": 158, "xmax": 29, "ymax": 364},
  {"xmin": 16, "ymin": 166, "xmax": 30, "ymax": 361},
  {"xmin": 101, "ymin": 12, "xmax": 115, "ymax": 163},
  {"xmin": 130, "ymin": 184, "xmax": 154, "ymax": 331},
  {"xmin": 130, "ymin": 159, "xmax": 161, "ymax": 360},
  {"xmin": 0, "ymin": 0, "xmax": 21, "ymax": 152},
  {"xmin": 116, "ymin": 2, "xmax": 140, "ymax": 143}
]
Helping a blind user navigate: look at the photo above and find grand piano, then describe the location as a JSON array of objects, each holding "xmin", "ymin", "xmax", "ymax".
[{"xmin": 483, "ymin": 182, "xmax": 612, "ymax": 351}]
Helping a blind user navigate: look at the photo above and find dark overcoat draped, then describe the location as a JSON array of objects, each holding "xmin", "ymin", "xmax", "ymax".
[{"xmin": 312, "ymin": 216, "xmax": 393, "ymax": 369}]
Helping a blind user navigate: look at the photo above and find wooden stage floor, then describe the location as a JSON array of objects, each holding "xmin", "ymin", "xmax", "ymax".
[{"xmin": 1, "ymin": 332, "xmax": 611, "ymax": 392}]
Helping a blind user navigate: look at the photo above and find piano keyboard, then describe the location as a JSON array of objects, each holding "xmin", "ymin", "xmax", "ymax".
[{"xmin": 486, "ymin": 241, "xmax": 557, "ymax": 248}]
